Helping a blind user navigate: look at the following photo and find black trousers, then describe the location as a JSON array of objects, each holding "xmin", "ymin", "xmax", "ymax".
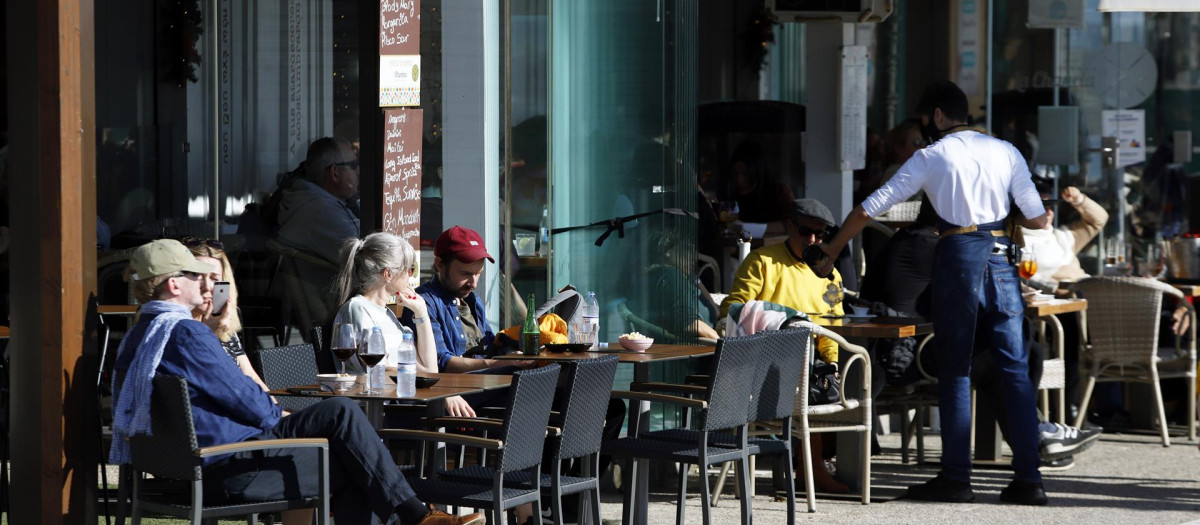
[{"xmin": 203, "ymin": 397, "xmax": 417, "ymax": 524}]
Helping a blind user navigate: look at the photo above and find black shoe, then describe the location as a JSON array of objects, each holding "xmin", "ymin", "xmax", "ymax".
[
  {"xmin": 905, "ymin": 474, "xmax": 975, "ymax": 503},
  {"xmin": 1039, "ymin": 423, "xmax": 1102, "ymax": 462},
  {"xmin": 1000, "ymin": 479, "xmax": 1048, "ymax": 506}
]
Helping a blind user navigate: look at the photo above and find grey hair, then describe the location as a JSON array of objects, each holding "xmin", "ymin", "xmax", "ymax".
[
  {"xmin": 332, "ymin": 232, "xmax": 416, "ymax": 308},
  {"xmin": 304, "ymin": 136, "xmax": 352, "ymax": 184}
]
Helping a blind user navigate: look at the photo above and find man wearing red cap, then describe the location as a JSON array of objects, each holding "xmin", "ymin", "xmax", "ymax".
[{"xmin": 400, "ymin": 225, "xmax": 515, "ymax": 372}]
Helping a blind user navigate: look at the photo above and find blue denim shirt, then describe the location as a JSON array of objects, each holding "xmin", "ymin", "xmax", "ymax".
[
  {"xmin": 400, "ymin": 277, "xmax": 495, "ymax": 371},
  {"xmin": 116, "ymin": 316, "xmax": 281, "ymax": 464}
]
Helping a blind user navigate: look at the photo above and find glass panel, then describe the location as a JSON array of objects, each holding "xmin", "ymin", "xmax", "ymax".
[
  {"xmin": 500, "ymin": 0, "xmax": 552, "ymax": 329},
  {"xmin": 550, "ymin": 0, "xmax": 700, "ymax": 428}
]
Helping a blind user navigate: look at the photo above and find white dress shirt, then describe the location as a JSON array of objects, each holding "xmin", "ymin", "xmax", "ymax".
[{"xmin": 861, "ymin": 130, "xmax": 1044, "ymax": 227}]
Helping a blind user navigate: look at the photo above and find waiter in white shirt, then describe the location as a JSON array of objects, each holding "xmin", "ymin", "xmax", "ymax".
[{"xmin": 817, "ymin": 81, "xmax": 1052, "ymax": 506}]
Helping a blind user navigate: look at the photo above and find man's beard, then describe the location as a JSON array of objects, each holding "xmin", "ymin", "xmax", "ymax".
[{"xmin": 438, "ymin": 271, "xmax": 474, "ymax": 299}]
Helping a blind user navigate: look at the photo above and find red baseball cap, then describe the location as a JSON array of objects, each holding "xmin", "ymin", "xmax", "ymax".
[{"xmin": 434, "ymin": 225, "xmax": 495, "ymax": 264}]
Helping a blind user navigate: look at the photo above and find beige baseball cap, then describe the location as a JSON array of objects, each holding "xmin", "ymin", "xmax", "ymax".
[{"xmin": 129, "ymin": 239, "xmax": 214, "ymax": 280}]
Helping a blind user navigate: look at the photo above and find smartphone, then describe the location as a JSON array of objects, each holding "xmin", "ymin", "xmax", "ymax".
[{"xmin": 211, "ymin": 281, "xmax": 231, "ymax": 315}]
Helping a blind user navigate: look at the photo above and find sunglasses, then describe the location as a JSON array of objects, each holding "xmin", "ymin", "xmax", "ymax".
[
  {"xmin": 792, "ymin": 222, "xmax": 829, "ymax": 237},
  {"xmin": 332, "ymin": 159, "xmax": 359, "ymax": 171},
  {"xmin": 182, "ymin": 237, "xmax": 224, "ymax": 250},
  {"xmin": 173, "ymin": 271, "xmax": 203, "ymax": 281}
]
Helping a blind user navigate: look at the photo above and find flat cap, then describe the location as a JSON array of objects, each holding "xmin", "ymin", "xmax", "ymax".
[{"xmin": 790, "ymin": 198, "xmax": 835, "ymax": 227}]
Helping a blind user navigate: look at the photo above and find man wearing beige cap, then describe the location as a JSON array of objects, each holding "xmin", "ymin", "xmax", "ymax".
[{"xmin": 111, "ymin": 239, "xmax": 483, "ymax": 525}]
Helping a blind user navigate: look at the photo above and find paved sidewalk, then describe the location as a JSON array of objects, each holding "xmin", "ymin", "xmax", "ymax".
[{"xmin": 599, "ymin": 431, "xmax": 1200, "ymax": 524}]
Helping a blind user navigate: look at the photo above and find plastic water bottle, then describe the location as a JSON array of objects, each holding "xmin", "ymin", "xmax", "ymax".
[
  {"xmin": 583, "ymin": 291, "xmax": 600, "ymax": 349},
  {"xmin": 396, "ymin": 326, "xmax": 417, "ymax": 398},
  {"xmin": 367, "ymin": 327, "xmax": 388, "ymax": 393},
  {"xmin": 538, "ymin": 206, "xmax": 550, "ymax": 255}
]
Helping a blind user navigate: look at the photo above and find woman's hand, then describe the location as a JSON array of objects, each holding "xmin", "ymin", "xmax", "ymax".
[
  {"xmin": 444, "ymin": 395, "xmax": 476, "ymax": 418},
  {"xmin": 395, "ymin": 289, "xmax": 429, "ymax": 319},
  {"xmin": 198, "ymin": 296, "xmax": 236, "ymax": 334},
  {"xmin": 1171, "ymin": 305, "xmax": 1192, "ymax": 336}
]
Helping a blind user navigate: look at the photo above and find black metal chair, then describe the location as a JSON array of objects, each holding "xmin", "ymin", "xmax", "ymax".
[
  {"xmin": 380, "ymin": 364, "xmax": 562, "ymax": 525},
  {"xmin": 257, "ymin": 343, "xmax": 322, "ymax": 412},
  {"xmin": 128, "ymin": 375, "xmax": 330, "ymax": 524},
  {"xmin": 309, "ymin": 325, "xmax": 337, "ymax": 375},
  {"xmin": 602, "ymin": 335, "xmax": 760, "ymax": 525},
  {"xmin": 634, "ymin": 329, "xmax": 812, "ymax": 524},
  {"xmin": 437, "ymin": 355, "xmax": 620, "ymax": 525}
]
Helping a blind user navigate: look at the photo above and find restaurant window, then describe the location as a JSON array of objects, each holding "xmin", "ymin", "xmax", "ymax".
[
  {"xmin": 93, "ymin": 0, "xmax": 446, "ymax": 317},
  {"xmin": 499, "ymin": 1, "xmax": 702, "ymax": 428},
  {"xmin": 989, "ymin": 1, "xmax": 1200, "ymax": 271}
]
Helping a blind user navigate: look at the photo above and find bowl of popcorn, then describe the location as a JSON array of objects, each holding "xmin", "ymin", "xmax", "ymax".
[{"xmin": 618, "ymin": 332, "xmax": 654, "ymax": 352}]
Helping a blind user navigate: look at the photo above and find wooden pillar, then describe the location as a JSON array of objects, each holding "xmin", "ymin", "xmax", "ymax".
[{"xmin": 5, "ymin": 0, "xmax": 98, "ymax": 523}]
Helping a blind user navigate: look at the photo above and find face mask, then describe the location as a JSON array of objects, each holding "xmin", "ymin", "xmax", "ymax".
[{"xmin": 920, "ymin": 117, "xmax": 940, "ymax": 146}]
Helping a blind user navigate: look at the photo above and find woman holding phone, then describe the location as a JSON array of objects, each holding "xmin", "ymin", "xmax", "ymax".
[
  {"xmin": 185, "ymin": 237, "xmax": 270, "ymax": 392},
  {"xmin": 331, "ymin": 232, "xmax": 475, "ymax": 418}
]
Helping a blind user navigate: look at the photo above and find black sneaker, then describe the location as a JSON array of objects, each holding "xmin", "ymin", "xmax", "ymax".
[
  {"xmin": 1000, "ymin": 479, "xmax": 1048, "ymax": 506},
  {"xmin": 905, "ymin": 474, "xmax": 975, "ymax": 503},
  {"xmin": 1039, "ymin": 423, "xmax": 1101, "ymax": 461}
]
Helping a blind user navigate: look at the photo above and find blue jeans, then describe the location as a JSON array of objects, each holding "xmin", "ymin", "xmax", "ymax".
[
  {"xmin": 931, "ymin": 230, "xmax": 1042, "ymax": 484},
  {"xmin": 203, "ymin": 397, "xmax": 417, "ymax": 523}
]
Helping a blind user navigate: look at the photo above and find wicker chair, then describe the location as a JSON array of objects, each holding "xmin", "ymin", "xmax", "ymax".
[
  {"xmin": 602, "ymin": 335, "xmax": 760, "ymax": 525},
  {"xmin": 128, "ymin": 375, "xmax": 329, "ymax": 524},
  {"xmin": 791, "ymin": 321, "xmax": 873, "ymax": 512},
  {"xmin": 257, "ymin": 343, "xmax": 322, "ymax": 412},
  {"xmin": 380, "ymin": 365, "xmax": 562, "ymax": 525},
  {"xmin": 1070, "ymin": 276, "xmax": 1197, "ymax": 446},
  {"xmin": 436, "ymin": 356, "xmax": 620, "ymax": 525}
]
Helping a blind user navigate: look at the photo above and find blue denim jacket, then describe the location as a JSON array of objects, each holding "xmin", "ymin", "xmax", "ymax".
[
  {"xmin": 400, "ymin": 277, "xmax": 495, "ymax": 371},
  {"xmin": 116, "ymin": 317, "xmax": 281, "ymax": 464}
]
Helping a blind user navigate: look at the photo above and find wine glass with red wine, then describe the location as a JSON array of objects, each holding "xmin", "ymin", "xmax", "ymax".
[
  {"xmin": 330, "ymin": 323, "xmax": 359, "ymax": 392},
  {"xmin": 359, "ymin": 332, "xmax": 386, "ymax": 395}
]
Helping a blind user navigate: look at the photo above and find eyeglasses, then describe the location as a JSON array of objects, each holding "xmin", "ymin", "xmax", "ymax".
[
  {"xmin": 173, "ymin": 271, "xmax": 203, "ymax": 281},
  {"xmin": 792, "ymin": 223, "xmax": 829, "ymax": 237},
  {"xmin": 182, "ymin": 237, "xmax": 224, "ymax": 250},
  {"xmin": 331, "ymin": 159, "xmax": 359, "ymax": 171}
]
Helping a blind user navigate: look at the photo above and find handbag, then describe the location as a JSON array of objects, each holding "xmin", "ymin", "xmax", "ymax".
[{"xmin": 809, "ymin": 360, "xmax": 841, "ymax": 406}]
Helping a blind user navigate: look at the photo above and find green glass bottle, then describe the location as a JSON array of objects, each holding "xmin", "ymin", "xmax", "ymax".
[{"xmin": 521, "ymin": 293, "xmax": 540, "ymax": 355}]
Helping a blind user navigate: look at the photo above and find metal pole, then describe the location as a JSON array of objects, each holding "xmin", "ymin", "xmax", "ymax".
[
  {"xmin": 210, "ymin": 0, "xmax": 220, "ymax": 239},
  {"xmin": 985, "ymin": 0, "xmax": 993, "ymax": 135}
]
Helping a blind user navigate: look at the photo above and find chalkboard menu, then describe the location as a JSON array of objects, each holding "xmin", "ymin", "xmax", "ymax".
[
  {"xmin": 379, "ymin": 0, "xmax": 420, "ymax": 107},
  {"xmin": 382, "ymin": 109, "xmax": 423, "ymax": 253}
]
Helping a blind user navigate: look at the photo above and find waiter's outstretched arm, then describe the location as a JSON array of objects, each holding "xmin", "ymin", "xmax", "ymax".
[{"xmin": 816, "ymin": 205, "xmax": 872, "ymax": 275}]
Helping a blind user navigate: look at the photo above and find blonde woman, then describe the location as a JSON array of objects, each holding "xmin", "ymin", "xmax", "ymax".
[
  {"xmin": 331, "ymin": 232, "xmax": 475, "ymax": 418},
  {"xmin": 184, "ymin": 237, "xmax": 269, "ymax": 392}
]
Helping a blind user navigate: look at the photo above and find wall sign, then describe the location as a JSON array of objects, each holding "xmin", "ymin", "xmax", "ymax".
[
  {"xmin": 382, "ymin": 109, "xmax": 423, "ymax": 254},
  {"xmin": 379, "ymin": 0, "xmax": 420, "ymax": 107},
  {"xmin": 1101, "ymin": 109, "xmax": 1146, "ymax": 168}
]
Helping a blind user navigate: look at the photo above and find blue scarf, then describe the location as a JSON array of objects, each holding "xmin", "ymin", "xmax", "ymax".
[{"xmin": 108, "ymin": 300, "xmax": 194, "ymax": 464}]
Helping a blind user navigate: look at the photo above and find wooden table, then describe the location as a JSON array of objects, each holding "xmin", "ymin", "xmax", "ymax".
[
  {"xmin": 0, "ymin": 326, "xmax": 8, "ymax": 339},
  {"xmin": 496, "ymin": 343, "xmax": 716, "ymax": 524},
  {"xmin": 98, "ymin": 304, "xmax": 138, "ymax": 316},
  {"xmin": 812, "ymin": 315, "xmax": 934, "ymax": 339},
  {"xmin": 416, "ymin": 372, "xmax": 513, "ymax": 391},
  {"xmin": 1168, "ymin": 282, "xmax": 1200, "ymax": 297}
]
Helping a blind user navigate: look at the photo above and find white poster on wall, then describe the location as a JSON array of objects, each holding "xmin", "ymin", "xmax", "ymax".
[
  {"xmin": 956, "ymin": 0, "xmax": 982, "ymax": 96},
  {"xmin": 1028, "ymin": 0, "xmax": 1085, "ymax": 29},
  {"xmin": 1101, "ymin": 109, "xmax": 1146, "ymax": 167}
]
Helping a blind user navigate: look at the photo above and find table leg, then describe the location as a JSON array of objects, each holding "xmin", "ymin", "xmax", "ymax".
[
  {"xmin": 427, "ymin": 399, "xmax": 448, "ymax": 475},
  {"xmin": 629, "ymin": 363, "xmax": 651, "ymax": 525},
  {"xmin": 366, "ymin": 400, "xmax": 383, "ymax": 428}
]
